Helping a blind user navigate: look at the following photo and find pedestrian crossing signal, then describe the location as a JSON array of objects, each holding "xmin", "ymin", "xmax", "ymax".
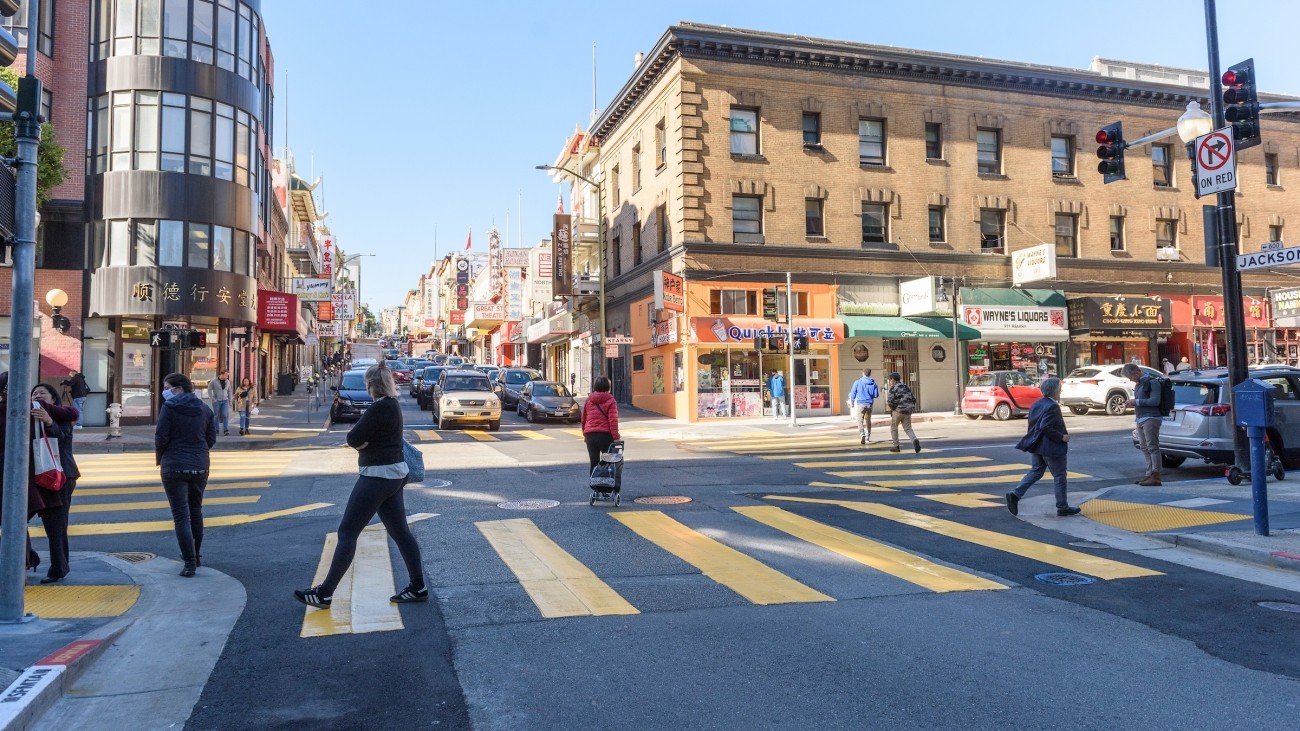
[
  {"xmin": 189, "ymin": 330, "xmax": 208, "ymax": 348},
  {"xmin": 792, "ymin": 333, "xmax": 809, "ymax": 353},
  {"xmin": 149, "ymin": 329, "xmax": 172, "ymax": 348}
]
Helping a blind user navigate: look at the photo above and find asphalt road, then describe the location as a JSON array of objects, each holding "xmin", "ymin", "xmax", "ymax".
[{"xmin": 59, "ymin": 398, "xmax": 1300, "ymax": 729}]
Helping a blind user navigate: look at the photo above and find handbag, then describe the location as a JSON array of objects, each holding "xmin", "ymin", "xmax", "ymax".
[
  {"xmin": 33, "ymin": 421, "xmax": 67, "ymax": 492},
  {"xmin": 402, "ymin": 439, "xmax": 425, "ymax": 483}
]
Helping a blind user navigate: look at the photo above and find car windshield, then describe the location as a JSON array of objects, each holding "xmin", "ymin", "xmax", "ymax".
[
  {"xmin": 340, "ymin": 375, "xmax": 366, "ymax": 391},
  {"xmin": 445, "ymin": 376, "xmax": 491, "ymax": 391},
  {"xmin": 1066, "ymin": 368, "xmax": 1102, "ymax": 379},
  {"xmin": 1174, "ymin": 382, "xmax": 1219, "ymax": 405},
  {"xmin": 506, "ymin": 371, "xmax": 533, "ymax": 385},
  {"xmin": 533, "ymin": 384, "xmax": 571, "ymax": 398},
  {"xmin": 968, "ymin": 374, "xmax": 996, "ymax": 387}
]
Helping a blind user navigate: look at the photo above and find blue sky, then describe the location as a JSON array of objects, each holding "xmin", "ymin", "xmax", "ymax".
[{"xmin": 261, "ymin": 0, "xmax": 1300, "ymax": 313}]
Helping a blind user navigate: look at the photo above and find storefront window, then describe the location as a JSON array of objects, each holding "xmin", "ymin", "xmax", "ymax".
[
  {"xmin": 651, "ymin": 355, "xmax": 665, "ymax": 394},
  {"xmin": 673, "ymin": 351, "xmax": 684, "ymax": 392},
  {"xmin": 969, "ymin": 342, "xmax": 1058, "ymax": 377}
]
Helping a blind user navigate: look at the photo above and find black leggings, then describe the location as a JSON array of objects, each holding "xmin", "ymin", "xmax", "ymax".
[
  {"xmin": 585, "ymin": 431, "xmax": 614, "ymax": 472},
  {"xmin": 36, "ymin": 479, "xmax": 76, "ymax": 579},
  {"xmin": 321, "ymin": 474, "xmax": 424, "ymax": 595},
  {"xmin": 162, "ymin": 472, "xmax": 207, "ymax": 562}
]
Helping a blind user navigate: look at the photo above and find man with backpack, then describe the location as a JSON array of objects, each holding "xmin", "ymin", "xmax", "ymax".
[
  {"xmin": 1123, "ymin": 363, "xmax": 1167, "ymax": 486},
  {"xmin": 848, "ymin": 368, "xmax": 880, "ymax": 444},
  {"xmin": 886, "ymin": 372, "xmax": 920, "ymax": 454}
]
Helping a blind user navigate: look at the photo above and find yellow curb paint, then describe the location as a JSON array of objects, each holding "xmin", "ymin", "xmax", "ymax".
[
  {"xmin": 70, "ymin": 495, "xmax": 260, "ymax": 513},
  {"xmin": 918, "ymin": 493, "xmax": 1006, "ymax": 509},
  {"xmin": 856, "ymin": 472, "xmax": 1091, "ymax": 488},
  {"xmin": 514, "ymin": 430, "xmax": 554, "ymax": 440},
  {"xmin": 465, "ymin": 431, "xmax": 500, "ymax": 442},
  {"xmin": 477, "ymin": 518, "xmax": 638, "ymax": 618},
  {"xmin": 733, "ymin": 506, "xmax": 1005, "ymax": 593},
  {"xmin": 414, "ymin": 430, "xmax": 443, "ymax": 441},
  {"xmin": 1081, "ymin": 498, "xmax": 1249, "ymax": 532},
  {"xmin": 76, "ymin": 481, "xmax": 270, "ymax": 497},
  {"xmin": 23, "ymin": 585, "xmax": 141, "ymax": 619},
  {"xmin": 611, "ymin": 511, "xmax": 832, "ymax": 605},
  {"xmin": 35, "ymin": 502, "xmax": 333, "ymax": 538},
  {"xmin": 767, "ymin": 496, "xmax": 1162, "ymax": 580},
  {"xmin": 796, "ymin": 456, "xmax": 990, "ymax": 468},
  {"xmin": 806, "ymin": 482, "xmax": 896, "ymax": 492},
  {"xmin": 826, "ymin": 464, "xmax": 1026, "ymax": 478}
]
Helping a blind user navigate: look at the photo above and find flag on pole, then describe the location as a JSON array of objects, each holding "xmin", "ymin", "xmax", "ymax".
[
  {"xmin": 556, "ymin": 193, "xmax": 564, "ymax": 214},
  {"xmin": 465, "ymin": 228, "xmax": 472, "ymax": 251}
]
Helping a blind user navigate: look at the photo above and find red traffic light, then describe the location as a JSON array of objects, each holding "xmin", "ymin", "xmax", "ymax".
[
  {"xmin": 1222, "ymin": 68, "xmax": 1245, "ymax": 86},
  {"xmin": 1096, "ymin": 129, "xmax": 1115, "ymax": 145}
]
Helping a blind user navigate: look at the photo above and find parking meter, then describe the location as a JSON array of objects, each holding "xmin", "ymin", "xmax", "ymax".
[
  {"xmin": 1233, "ymin": 379, "xmax": 1275, "ymax": 428},
  {"xmin": 1232, "ymin": 378, "xmax": 1275, "ymax": 535}
]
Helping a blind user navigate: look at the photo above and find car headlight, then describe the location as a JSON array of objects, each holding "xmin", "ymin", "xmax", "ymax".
[
  {"xmin": 487, "ymin": 397, "xmax": 499, "ymax": 407},
  {"xmin": 444, "ymin": 398, "xmax": 458, "ymax": 407}
]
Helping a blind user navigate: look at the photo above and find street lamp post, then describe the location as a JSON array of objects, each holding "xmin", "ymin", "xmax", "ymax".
[
  {"xmin": 339, "ymin": 253, "xmax": 374, "ymax": 341},
  {"xmin": 536, "ymin": 164, "xmax": 607, "ymax": 379}
]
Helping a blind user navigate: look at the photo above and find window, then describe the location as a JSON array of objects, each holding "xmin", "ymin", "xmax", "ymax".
[
  {"xmin": 134, "ymin": 91, "xmax": 158, "ymax": 170},
  {"xmin": 1152, "ymin": 144, "xmax": 1172, "ymax": 187},
  {"xmin": 710, "ymin": 289, "xmax": 756, "ymax": 316},
  {"xmin": 730, "ymin": 107, "xmax": 758, "ymax": 155},
  {"xmin": 216, "ymin": 0, "xmax": 236, "ymax": 71},
  {"xmin": 732, "ymin": 195, "xmax": 761, "ymax": 241},
  {"xmin": 189, "ymin": 97, "xmax": 212, "ymax": 175},
  {"xmin": 110, "ymin": 92, "xmax": 132, "ymax": 170},
  {"xmin": 5, "ymin": 0, "xmax": 57, "ymax": 56},
  {"xmin": 108, "ymin": 220, "xmax": 130, "ymax": 266},
  {"xmin": 134, "ymin": 220, "xmax": 157, "ymax": 267},
  {"xmin": 138, "ymin": 0, "xmax": 160, "ymax": 55},
  {"xmin": 1050, "ymin": 136, "xmax": 1074, "ymax": 176},
  {"xmin": 1266, "ymin": 153, "xmax": 1279, "ymax": 185},
  {"xmin": 805, "ymin": 198, "xmax": 824, "ymax": 237},
  {"xmin": 610, "ymin": 232, "xmax": 621, "ymax": 277},
  {"xmin": 160, "ymin": 92, "xmax": 186, "ymax": 172},
  {"xmin": 163, "ymin": 0, "xmax": 188, "ymax": 57},
  {"xmin": 237, "ymin": 3, "xmax": 252, "ymax": 78},
  {"xmin": 187, "ymin": 222, "xmax": 210, "ymax": 267},
  {"xmin": 1269, "ymin": 224, "xmax": 1283, "ymax": 243},
  {"xmin": 928, "ymin": 206, "xmax": 945, "ymax": 243},
  {"xmin": 40, "ymin": 88, "xmax": 51, "ymax": 123},
  {"xmin": 655, "ymin": 119, "xmax": 666, "ymax": 169},
  {"xmin": 802, "ymin": 112, "xmax": 821, "ymax": 146},
  {"xmin": 656, "ymin": 204, "xmax": 668, "ymax": 252},
  {"xmin": 1156, "ymin": 218, "xmax": 1177, "ymax": 250},
  {"xmin": 158, "ymin": 219, "xmax": 183, "ymax": 266},
  {"xmin": 610, "ymin": 165, "xmax": 619, "ymax": 206},
  {"xmin": 776, "ymin": 292, "xmax": 809, "ymax": 318},
  {"xmin": 979, "ymin": 209, "xmax": 1005, "ymax": 251},
  {"xmin": 113, "ymin": 0, "xmax": 134, "ymax": 56},
  {"xmin": 1054, "ymin": 213, "xmax": 1078, "ymax": 257},
  {"xmin": 1110, "ymin": 216, "xmax": 1126, "ymax": 251},
  {"xmin": 977, "ymin": 128, "xmax": 1001, "ymax": 174},
  {"xmin": 632, "ymin": 220, "xmax": 642, "ymax": 266},
  {"xmin": 91, "ymin": 94, "xmax": 108, "ymax": 173},
  {"xmin": 858, "ymin": 118, "xmax": 885, "ymax": 166},
  {"xmin": 925, "ymin": 122, "xmax": 942, "ymax": 160},
  {"xmin": 214, "ymin": 102, "xmax": 234, "ymax": 180},
  {"xmin": 632, "ymin": 144, "xmax": 641, "ymax": 191},
  {"xmin": 234, "ymin": 230, "xmax": 249, "ymax": 276},
  {"xmin": 192, "ymin": 0, "xmax": 214, "ymax": 63},
  {"xmin": 861, "ymin": 203, "xmax": 888, "ymax": 245}
]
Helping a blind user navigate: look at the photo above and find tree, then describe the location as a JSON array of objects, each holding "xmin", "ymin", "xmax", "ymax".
[{"xmin": 0, "ymin": 67, "xmax": 69, "ymax": 207}]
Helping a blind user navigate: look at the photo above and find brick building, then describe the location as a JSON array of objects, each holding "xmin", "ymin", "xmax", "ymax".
[{"xmin": 563, "ymin": 22, "xmax": 1300, "ymax": 419}]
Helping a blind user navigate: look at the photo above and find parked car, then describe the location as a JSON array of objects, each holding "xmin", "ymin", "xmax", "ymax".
[
  {"xmin": 496, "ymin": 367, "xmax": 542, "ymax": 408},
  {"xmin": 517, "ymin": 381, "xmax": 579, "ymax": 423},
  {"xmin": 961, "ymin": 370, "xmax": 1043, "ymax": 420},
  {"xmin": 432, "ymin": 370, "xmax": 501, "ymax": 430},
  {"xmin": 417, "ymin": 366, "xmax": 449, "ymax": 410},
  {"xmin": 1060, "ymin": 364, "xmax": 1164, "ymax": 416},
  {"xmin": 330, "ymin": 369, "xmax": 373, "ymax": 423},
  {"xmin": 1158, "ymin": 366, "xmax": 1300, "ymax": 471}
]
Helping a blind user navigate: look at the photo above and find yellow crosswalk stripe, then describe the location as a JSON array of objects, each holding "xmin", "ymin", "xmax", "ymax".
[
  {"xmin": 704, "ymin": 434, "xmax": 856, "ymax": 448},
  {"xmin": 759, "ymin": 448, "xmax": 883, "ymax": 459},
  {"xmin": 414, "ymin": 430, "xmax": 442, "ymax": 441},
  {"xmin": 796, "ymin": 456, "xmax": 990, "ymax": 468},
  {"xmin": 706, "ymin": 439, "xmax": 856, "ymax": 452},
  {"xmin": 76, "ymin": 481, "xmax": 270, "ymax": 497},
  {"xmin": 733, "ymin": 506, "xmax": 1005, "ymax": 593},
  {"xmin": 611, "ymin": 511, "xmax": 833, "ymax": 605},
  {"xmin": 806, "ymin": 481, "xmax": 895, "ymax": 492},
  {"xmin": 767, "ymin": 496, "xmax": 1162, "ymax": 580},
  {"xmin": 826, "ymin": 464, "xmax": 1027, "ymax": 478},
  {"xmin": 71, "ymin": 495, "xmax": 260, "ymax": 513},
  {"xmin": 558, "ymin": 428, "xmax": 585, "ymax": 437},
  {"xmin": 78, "ymin": 471, "xmax": 292, "ymax": 486},
  {"xmin": 918, "ymin": 493, "xmax": 1007, "ymax": 509},
  {"xmin": 477, "ymin": 518, "xmax": 638, "ymax": 618},
  {"xmin": 465, "ymin": 431, "xmax": 499, "ymax": 442},
  {"xmin": 514, "ymin": 430, "xmax": 554, "ymax": 440},
  {"xmin": 860, "ymin": 473, "xmax": 1091, "ymax": 489},
  {"xmin": 302, "ymin": 533, "xmax": 347, "ymax": 636},
  {"xmin": 34, "ymin": 502, "xmax": 333, "ymax": 538}
]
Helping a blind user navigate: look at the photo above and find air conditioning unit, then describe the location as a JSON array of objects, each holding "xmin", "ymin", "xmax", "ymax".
[
  {"xmin": 573, "ymin": 278, "xmax": 600, "ymax": 296},
  {"xmin": 1156, "ymin": 246, "xmax": 1181, "ymax": 262}
]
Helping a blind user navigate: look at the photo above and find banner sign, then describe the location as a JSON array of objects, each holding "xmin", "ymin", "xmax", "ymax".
[
  {"xmin": 455, "ymin": 257, "xmax": 469, "ymax": 285},
  {"xmin": 489, "ymin": 228, "xmax": 503, "ymax": 299},
  {"xmin": 291, "ymin": 277, "xmax": 332, "ymax": 302},
  {"xmin": 899, "ymin": 276, "xmax": 951, "ymax": 317},
  {"xmin": 502, "ymin": 248, "xmax": 529, "ymax": 269},
  {"xmin": 469, "ymin": 302, "xmax": 507, "ymax": 323},
  {"xmin": 652, "ymin": 317, "xmax": 679, "ymax": 346},
  {"xmin": 1192, "ymin": 296, "xmax": 1270, "ymax": 329},
  {"xmin": 321, "ymin": 238, "xmax": 333, "ymax": 279},
  {"xmin": 450, "ymin": 310, "xmax": 465, "ymax": 325},
  {"xmin": 1270, "ymin": 287, "xmax": 1300, "ymax": 321},
  {"xmin": 506, "ymin": 267, "xmax": 524, "ymax": 321},
  {"xmin": 1011, "ymin": 243, "xmax": 1057, "ymax": 286},
  {"xmin": 317, "ymin": 321, "xmax": 340, "ymax": 337},
  {"xmin": 552, "ymin": 214, "xmax": 572, "ymax": 297},
  {"xmin": 257, "ymin": 291, "xmax": 297, "ymax": 330},
  {"xmin": 654, "ymin": 270, "xmax": 685, "ymax": 312},
  {"xmin": 538, "ymin": 251, "xmax": 553, "ymax": 279},
  {"xmin": 316, "ymin": 300, "xmax": 334, "ymax": 322},
  {"xmin": 331, "ymin": 292, "xmax": 355, "ymax": 321}
]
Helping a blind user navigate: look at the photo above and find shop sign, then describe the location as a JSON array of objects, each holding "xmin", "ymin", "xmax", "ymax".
[
  {"xmin": 489, "ymin": 229, "xmax": 503, "ymax": 299},
  {"xmin": 531, "ymin": 279, "xmax": 553, "ymax": 302},
  {"xmin": 899, "ymin": 277, "xmax": 951, "ymax": 317},
  {"xmin": 1192, "ymin": 296, "xmax": 1270, "ymax": 329},
  {"xmin": 1068, "ymin": 296, "xmax": 1170, "ymax": 331},
  {"xmin": 317, "ymin": 300, "xmax": 334, "ymax": 322},
  {"xmin": 1011, "ymin": 243, "xmax": 1057, "ymax": 286},
  {"xmin": 538, "ymin": 251, "xmax": 553, "ymax": 279},
  {"xmin": 962, "ymin": 305, "xmax": 1067, "ymax": 332},
  {"xmin": 331, "ymin": 292, "xmax": 355, "ymax": 321},
  {"xmin": 257, "ymin": 291, "xmax": 297, "ymax": 330},
  {"xmin": 291, "ymin": 277, "xmax": 332, "ymax": 302},
  {"xmin": 506, "ymin": 267, "xmax": 524, "ymax": 321},
  {"xmin": 321, "ymin": 238, "xmax": 333, "ymax": 279},
  {"xmin": 552, "ymin": 214, "xmax": 572, "ymax": 296},
  {"xmin": 502, "ymin": 249, "xmax": 529, "ymax": 268},
  {"xmin": 455, "ymin": 257, "xmax": 469, "ymax": 285},
  {"xmin": 654, "ymin": 270, "xmax": 686, "ymax": 312},
  {"xmin": 469, "ymin": 302, "xmax": 507, "ymax": 323},
  {"xmin": 688, "ymin": 317, "xmax": 845, "ymax": 344},
  {"xmin": 1271, "ymin": 287, "xmax": 1300, "ymax": 322},
  {"xmin": 839, "ymin": 302, "xmax": 900, "ymax": 316},
  {"xmin": 527, "ymin": 312, "xmax": 574, "ymax": 343},
  {"xmin": 450, "ymin": 310, "xmax": 465, "ymax": 325},
  {"xmin": 652, "ymin": 317, "xmax": 679, "ymax": 347},
  {"xmin": 424, "ymin": 318, "xmax": 438, "ymax": 327},
  {"xmin": 317, "ymin": 321, "xmax": 339, "ymax": 337},
  {"xmin": 89, "ymin": 266, "xmax": 258, "ymax": 322}
]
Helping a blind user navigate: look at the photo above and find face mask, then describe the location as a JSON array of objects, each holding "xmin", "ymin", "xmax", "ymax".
[{"xmin": 162, "ymin": 387, "xmax": 178, "ymax": 401}]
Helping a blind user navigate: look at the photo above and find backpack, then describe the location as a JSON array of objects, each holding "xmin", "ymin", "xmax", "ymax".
[{"xmin": 1157, "ymin": 376, "xmax": 1176, "ymax": 416}]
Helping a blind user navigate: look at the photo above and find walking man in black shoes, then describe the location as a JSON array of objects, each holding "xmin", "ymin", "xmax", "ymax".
[
  {"xmin": 885, "ymin": 372, "xmax": 920, "ymax": 454},
  {"xmin": 1006, "ymin": 377, "xmax": 1080, "ymax": 517}
]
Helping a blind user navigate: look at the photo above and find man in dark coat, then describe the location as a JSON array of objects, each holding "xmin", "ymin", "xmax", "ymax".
[{"xmin": 1006, "ymin": 377, "xmax": 1080, "ymax": 517}]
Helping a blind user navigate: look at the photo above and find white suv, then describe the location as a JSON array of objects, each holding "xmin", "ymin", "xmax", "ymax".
[{"xmin": 1059, "ymin": 364, "xmax": 1163, "ymax": 416}]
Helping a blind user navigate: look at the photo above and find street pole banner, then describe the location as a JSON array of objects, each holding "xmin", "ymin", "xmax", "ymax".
[{"xmin": 553, "ymin": 214, "xmax": 572, "ymax": 297}]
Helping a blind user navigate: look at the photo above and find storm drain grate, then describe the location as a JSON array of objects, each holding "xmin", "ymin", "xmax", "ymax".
[
  {"xmin": 633, "ymin": 496, "xmax": 693, "ymax": 505},
  {"xmin": 1068, "ymin": 541, "xmax": 1111, "ymax": 550},
  {"xmin": 1258, "ymin": 601, "xmax": 1300, "ymax": 614},
  {"xmin": 1034, "ymin": 572, "xmax": 1097, "ymax": 587},
  {"xmin": 497, "ymin": 499, "xmax": 561, "ymax": 511},
  {"xmin": 108, "ymin": 552, "xmax": 155, "ymax": 564}
]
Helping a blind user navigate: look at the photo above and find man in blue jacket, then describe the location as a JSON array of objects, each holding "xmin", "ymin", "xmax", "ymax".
[
  {"xmin": 768, "ymin": 370, "xmax": 787, "ymax": 419},
  {"xmin": 1006, "ymin": 377, "xmax": 1080, "ymax": 517},
  {"xmin": 847, "ymin": 369, "xmax": 880, "ymax": 444}
]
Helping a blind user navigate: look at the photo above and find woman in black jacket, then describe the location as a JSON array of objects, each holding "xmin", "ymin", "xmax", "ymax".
[
  {"xmin": 295, "ymin": 365, "xmax": 426, "ymax": 608},
  {"xmin": 0, "ymin": 372, "xmax": 66, "ymax": 574},
  {"xmin": 155, "ymin": 372, "xmax": 217, "ymax": 577},
  {"xmin": 31, "ymin": 383, "xmax": 81, "ymax": 583}
]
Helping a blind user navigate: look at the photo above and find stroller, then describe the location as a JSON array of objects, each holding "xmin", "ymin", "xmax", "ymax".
[{"xmin": 589, "ymin": 441, "xmax": 625, "ymax": 506}]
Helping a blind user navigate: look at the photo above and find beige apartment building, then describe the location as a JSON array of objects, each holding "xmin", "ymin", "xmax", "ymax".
[{"xmin": 560, "ymin": 22, "xmax": 1300, "ymax": 420}]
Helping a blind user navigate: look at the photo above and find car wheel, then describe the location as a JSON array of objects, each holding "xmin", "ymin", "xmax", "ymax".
[
  {"xmin": 1161, "ymin": 454, "xmax": 1186, "ymax": 469},
  {"xmin": 1105, "ymin": 393, "xmax": 1127, "ymax": 416},
  {"xmin": 525, "ymin": 407, "xmax": 535, "ymax": 423},
  {"xmin": 965, "ymin": 414, "xmax": 980, "ymax": 420},
  {"xmin": 1069, "ymin": 405, "xmax": 1089, "ymax": 416},
  {"xmin": 489, "ymin": 421, "xmax": 500, "ymax": 432},
  {"xmin": 993, "ymin": 402, "xmax": 1012, "ymax": 421}
]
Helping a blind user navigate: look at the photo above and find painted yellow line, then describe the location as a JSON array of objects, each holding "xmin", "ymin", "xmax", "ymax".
[
  {"xmin": 767, "ymin": 496, "xmax": 1163, "ymax": 580},
  {"xmin": 81, "ymin": 461, "xmax": 292, "ymax": 474},
  {"xmin": 477, "ymin": 518, "xmax": 637, "ymax": 618},
  {"xmin": 78, "ymin": 471, "xmax": 291, "ymax": 486},
  {"xmin": 826, "ymin": 464, "xmax": 1027, "ymax": 478},
  {"xmin": 558, "ymin": 428, "xmax": 585, "ymax": 437},
  {"xmin": 23, "ymin": 585, "xmax": 141, "ymax": 619},
  {"xmin": 71, "ymin": 495, "xmax": 261, "ymax": 513},
  {"xmin": 706, "ymin": 439, "xmax": 856, "ymax": 452},
  {"xmin": 32, "ymin": 502, "xmax": 334, "ymax": 538},
  {"xmin": 76, "ymin": 481, "xmax": 271, "ymax": 497},
  {"xmin": 514, "ymin": 430, "xmax": 554, "ymax": 440},
  {"xmin": 414, "ymin": 430, "xmax": 443, "ymax": 441},
  {"xmin": 302, "ymin": 532, "xmax": 349, "ymax": 637},
  {"xmin": 1081, "ymin": 498, "xmax": 1248, "ymax": 532},
  {"xmin": 733, "ymin": 506, "xmax": 1005, "ymax": 593},
  {"xmin": 807, "ymin": 482, "xmax": 896, "ymax": 492},
  {"xmin": 703, "ymin": 434, "xmax": 858, "ymax": 448},
  {"xmin": 853, "ymin": 473, "xmax": 1091, "ymax": 489},
  {"xmin": 611, "ymin": 511, "xmax": 833, "ymax": 605},
  {"xmin": 464, "ymin": 431, "xmax": 499, "ymax": 442},
  {"xmin": 918, "ymin": 493, "xmax": 1006, "ymax": 509},
  {"xmin": 348, "ymin": 524, "xmax": 406, "ymax": 633},
  {"xmin": 796, "ymin": 456, "xmax": 990, "ymax": 468},
  {"xmin": 759, "ymin": 448, "xmax": 882, "ymax": 459}
]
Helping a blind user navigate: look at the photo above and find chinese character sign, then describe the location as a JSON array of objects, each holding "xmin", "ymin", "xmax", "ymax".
[
  {"xmin": 552, "ymin": 214, "xmax": 572, "ymax": 297},
  {"xmin": 331, "ymin": 292, "xmax": 356, "ymax": 321},
  {"xmin": 322, "ymin": 238, "xmax": 333, "ymax": 279},
  {"xmin": 506, "ymin": 267, "xmax": 524, "ymax": 321}
]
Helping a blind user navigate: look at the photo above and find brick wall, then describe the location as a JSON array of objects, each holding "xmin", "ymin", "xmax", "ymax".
[{"xmin": 18, "ymin": 0, "xmax": 91, "ymax": 202}]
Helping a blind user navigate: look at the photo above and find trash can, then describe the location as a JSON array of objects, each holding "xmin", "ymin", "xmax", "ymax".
[{"xmin": 276, "ymin": 373, "xmax": 295, "ymax": 396}]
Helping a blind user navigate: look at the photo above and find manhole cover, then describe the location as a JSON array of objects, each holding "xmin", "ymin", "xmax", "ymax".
[
  {"xmin": 422, "ymin": 479, "xmax": 453, "ymax": 488},
  {"xmin": 1034, "ymin": 572, "xmax": 1097, "ymax": 586},
  {"xmin": 1068, "ymin": 541, "xmax": 1110, "ymax": 550},
  {"xmin": 633, "ymin": 496, "xmax": 693, "ymax": 505},
  {"xmin": 497, "ymin": 499, "xmax": 561, "ymax": 510},
  {"xmin": 109, "ymin": 552, "xmax": 155, "ymax": 564},
  {"xmin": 1258, "ymin": 601, "xmax": 1300, "ymax": 614}
]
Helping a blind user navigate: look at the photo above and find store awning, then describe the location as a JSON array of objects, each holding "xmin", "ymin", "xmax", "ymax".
[
  {"xmin": 961, "ymin": 287, "xmax": 1067, "ymax": 307},
  {"xmin": 841, "ymin": 315, "xmax": 980, "ymax": 340}
]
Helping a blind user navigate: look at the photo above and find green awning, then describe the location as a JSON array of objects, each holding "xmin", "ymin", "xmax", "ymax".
[
  {"xmin": 841, "ymin": 315, "xmax": 981, "ymax": 341},
  {"xmin": 960, "ymin": 287, "xmax": 1066, "ymax": 307}
]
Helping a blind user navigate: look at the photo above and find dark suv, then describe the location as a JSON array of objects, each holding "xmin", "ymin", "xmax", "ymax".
[
  {"xmin": 417, "ymin": 365, "xmax": 449, "ymax": 410},
  {"xmin": 496, "ymin": 367, "xmax": 542, "ymax": 408}
]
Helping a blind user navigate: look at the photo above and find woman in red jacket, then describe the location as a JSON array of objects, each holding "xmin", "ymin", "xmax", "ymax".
[{"xmin": 581, "ymin": 376, "xmax": 621, "ymax": 472}]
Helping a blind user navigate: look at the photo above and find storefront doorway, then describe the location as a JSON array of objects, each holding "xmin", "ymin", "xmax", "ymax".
[{"xmin": 793, "ymin": 355, "xmax": 832, "ymax": 415}]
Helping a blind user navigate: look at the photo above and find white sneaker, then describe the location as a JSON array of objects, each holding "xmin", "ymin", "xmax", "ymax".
[{"xmin": 73, "ymin": 424, "xmax": 83, "ymax": 429}]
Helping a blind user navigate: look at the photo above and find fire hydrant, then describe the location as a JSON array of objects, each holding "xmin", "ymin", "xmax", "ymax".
[{"xmin": 106, "ymin": 402, "xmax": 122, "ymax": 439}]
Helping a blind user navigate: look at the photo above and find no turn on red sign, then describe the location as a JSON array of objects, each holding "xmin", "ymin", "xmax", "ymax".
[{"xmin": 1194, "ymin": 127, "xmax": 1237, "ymax": 198}]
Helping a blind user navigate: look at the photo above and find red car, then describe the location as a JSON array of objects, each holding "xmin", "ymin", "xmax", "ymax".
[
  {"xmin": 961, "ymin": 370, "xmax": 1044, "ymax": 421},
  {"xmin": 390, "ymin": 365, "xmax": 413, "ymax": 384}
]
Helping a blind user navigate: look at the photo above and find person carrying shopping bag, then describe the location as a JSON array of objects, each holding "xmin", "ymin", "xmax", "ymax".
[
  {"xmin": 30, "ymin": 383, "xmax": 81, "ymax": 583},
  {"xmin": 581, "ymin": 376, "xmax": 622, "ymax": 473},
  {"xmin": 233, "ymin": 377, "xmax": 257, "ymax": 436},
  {"xmin": 0, "ymin": 372, "xmax": 68, "ymax": 576}
]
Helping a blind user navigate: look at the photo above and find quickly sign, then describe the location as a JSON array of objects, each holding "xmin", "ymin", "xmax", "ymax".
[{"xmin": 1194, "ymin": 127, "xmax": 1237, "ymax": 198}]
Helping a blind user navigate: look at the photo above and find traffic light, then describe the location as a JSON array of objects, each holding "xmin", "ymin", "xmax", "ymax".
[
  {"xmin": 0, "ymin": 0, "xmax": 21, "ymax": 114},
  {"xmin": 1095, "ymin": 122, "xmax": 1126, "ymax": 183},
  {"xmin": 1222, "ymin": 59, "xmax": 1260, "ymax": 150},
  {"xmin": 762, "ymin": 288, "xmax": 780, "ymax": 321},
  {"xmin": 149, "ymin": 329, "xmax": 173, "ymax": 348},
  {"xmin": 754, "ymin": 333, "xmax": 768, "ymax": 351},
  {"xmin": 191, "ymin": 330, "xmax": 208, "ymax": 348},
  {"xmin": 792, "ymin": 333, "xmax": 809, "ymax": 353}
]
